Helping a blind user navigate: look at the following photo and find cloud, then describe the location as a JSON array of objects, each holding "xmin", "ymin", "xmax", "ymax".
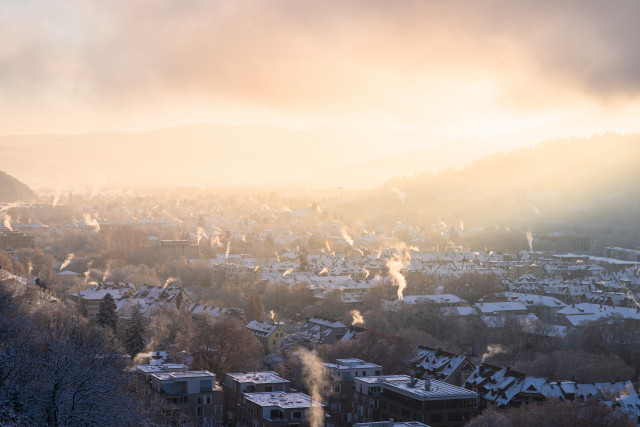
[{"xmin": 0, "ymin": 0, "xmax": 639, "ymax": 134}]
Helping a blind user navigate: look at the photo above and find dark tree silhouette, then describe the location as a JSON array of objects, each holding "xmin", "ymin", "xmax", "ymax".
[
  {"xmin": 96, "ymin": 292, "xmax": 118, "ymax": 334},
  {"xmin": 123, "ymin": 303, "xmax": 147, "ymax": 358}
]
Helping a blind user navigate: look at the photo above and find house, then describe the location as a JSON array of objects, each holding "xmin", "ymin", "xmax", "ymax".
[
  {"xmin": 74, "ymin": 282, "xmax": 135, "ymax": 321},
  {"xmin": 353, "ymin": 375, "xmax": 478, "ymax": 427},
  {"xmin": 150, "ymin": 370, "xmax": 223, "ymax": 424},
  {"xmin": 240, "ymin": 392, "xmax": 323, "ymax": 427},
  {"xmin": 222, "ymin": 372, "xmax": 291, "ymax": 426},
  {"xmin": 300, "ymin": 316, "xmax": 348, "ymax": 345},
  {"xmin": 412, "ymin": 347, "xmax": 475, "ymax": 386},
  {"xmin": 245, "ymin": 320, "xmax": 287, "ymax": 354},
  {"xmin": 323, "ymin": 359, "xmax": 383, "ymax": 427}
]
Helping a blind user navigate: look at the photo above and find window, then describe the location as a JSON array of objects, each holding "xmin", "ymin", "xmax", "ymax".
[
  {"xmin": 265, "ymin": 386, "xmax": 273, "ymax": 392},
  {"xmin": 332, "ymin": 383, "xmax": 341, "ymax": 393},
  {"xmin": 375, "ymin": 370, "xmax": 381, "ymax": 375},
  {"xmin": 197, "ymin": 397, "xmax": 202, "ymax": 405},
  {"xmin": 430, "ymin": 413, "xmax": 443, "ymax": 423},
  {"xmin": 273, "ymin": 385, "xmax": 285, "ymax": 392},
  {"xmin": 216, "ymin": 406, "xmax": 223, "ymax": 416},
  {"xmin": 197, "ymin": 407, "xmax": 203, "ymax": 416},
  {"xmin": 292, "ymin": 411, "xmax": 302, "ymax": 419},
  {"xmin": 331, "ymin": 404, "xmax": 341, "ymax": 413}
]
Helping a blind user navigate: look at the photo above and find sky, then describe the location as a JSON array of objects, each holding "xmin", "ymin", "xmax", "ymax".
[{"xmin": 1, "ymin": 0, "xmax": 640, "ymax": 139}]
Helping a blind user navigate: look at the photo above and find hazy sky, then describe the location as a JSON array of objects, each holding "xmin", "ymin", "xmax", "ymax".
[{"xmin": 1, "ymin": 0, "xmax": 639, "ymax": 138}]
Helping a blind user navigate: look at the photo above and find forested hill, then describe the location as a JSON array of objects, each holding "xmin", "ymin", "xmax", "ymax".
[
  {"xmin": 347, "ymin": 133, "xmax": 640, "ymax": 230},
  {"xmin": 0, "ymin": 170, "xmax": 36, "ymax": 203}
]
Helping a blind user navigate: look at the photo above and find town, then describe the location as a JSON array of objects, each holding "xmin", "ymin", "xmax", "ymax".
[{"xmin": 1, "ymin": 181, "xmax": 639, "ymax": 426}]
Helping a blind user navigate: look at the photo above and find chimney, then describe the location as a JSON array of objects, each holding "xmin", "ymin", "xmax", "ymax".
[{"xmin": 424, "ymin": 379, "xmax": 431, "ymax": 391}]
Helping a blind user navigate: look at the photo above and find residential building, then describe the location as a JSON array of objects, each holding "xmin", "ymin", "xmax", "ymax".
[
  {"xmin": 300, "ymin": 316, "xmax": 348, "ymax": 345},
  {"xmin": 223, "ymin": 372, "xmax": 291, "ymax": 426},
  {"xmin": 355, "ymin": 375, "xmax": 478, "ymax": 427},
  {"xmin": 245, "ymin": 320, "xmax": 287, "ymax": 354},
  {"xmin": 150, "ymin": 370, "xmax": 223, "ymax": 424},
  {"xmin": 412, "ymin": 347, "xmax": 475, "ymax": 386},
  {"xmin": 323, "ymin": 359, "xmax": 382, "ymax": 427},
  {"xmin": 240, "ymin": 392, "xmax": 323, "ymax": 427}
]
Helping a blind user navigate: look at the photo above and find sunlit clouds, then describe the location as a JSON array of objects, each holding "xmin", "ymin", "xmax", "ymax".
[{"xmin": 1, "ymin": 0, "xmax": 639, "ymax": 137}]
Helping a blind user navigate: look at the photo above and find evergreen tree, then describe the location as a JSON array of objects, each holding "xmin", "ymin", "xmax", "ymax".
[
  {"xmin": 96, "ymin": 292, "xmax": 118, "ymax": 334},
  {"xmin": 123, "ymin": 303, "xmax": 146, "ymax": 358}
]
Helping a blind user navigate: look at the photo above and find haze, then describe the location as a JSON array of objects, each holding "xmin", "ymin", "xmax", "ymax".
[{"xmin": 1, "ymin": 0, "xmax": 639, "ymax": 190}]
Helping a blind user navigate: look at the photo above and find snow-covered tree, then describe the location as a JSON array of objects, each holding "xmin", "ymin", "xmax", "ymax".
[
  {"xmin": 96, "ymin": 292, "xmax": 118, "ymax": 334},
  {"xmin": 123, "ymin": 303, "xmax": 147, "ymax": 358}
]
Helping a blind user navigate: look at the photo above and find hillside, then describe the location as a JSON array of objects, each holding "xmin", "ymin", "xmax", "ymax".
[
  {"xmin": 344, "ymin": 133, "xmax": 640, "ymax": 234},
  {"xmin": 0, "ymin": 170, "xmax": 37, "ymax": 203}
]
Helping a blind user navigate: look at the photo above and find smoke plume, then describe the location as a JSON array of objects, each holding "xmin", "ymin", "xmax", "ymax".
[
  {"xmin": 60, "ymin": 253, "xmax": 75, "ymax": 271},
  {"xmin": 340, "ymin": 226, "xmax": 354, "ymax": 247},
  {"xmin": 295, "ymin": 349, "xmax": 325, "ymax": 427},
  {"xmin": 350, "ymin": 310, "xmax": 364, "ymax": 326},
  {"xmin": 83, "ymin": 213, "xmax": 100, "ymax": 232},
  {"xmin": 525, "ymin": 230, "xmax": 533, "ymax": 251},
  {"xmin": 481, "ymin": 344, "xmax": 506, "ymax": 363},
  {"xmin": 282, "ymin": 269, "xmax": 294, "ymax": 278}
]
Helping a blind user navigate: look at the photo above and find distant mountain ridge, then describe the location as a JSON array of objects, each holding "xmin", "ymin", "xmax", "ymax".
[{"xmin": 0, "ymin": 170, "xmax": 36, "ymax": 203}]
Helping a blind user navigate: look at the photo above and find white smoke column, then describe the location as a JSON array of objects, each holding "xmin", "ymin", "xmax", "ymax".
[
  {"xmin": 52, "ymin": 188, "xmax": 62, "ymax": 206},
  {"xmin": 526, "ymin": 230, "xmax": 533, "ymax": 252},
  {"xmin": 27, "ymin": 261, "xmax": 33, "ymax": 277},
  {"xmin": 481, "ymin": 344, "xmax": 506, "ymax": 363},
  {"xmin": 340, "ymin": 226, "xmax": 354, "ymax": 247},
  {"xmin": 318, "ymin": 267, "xmax": 329, "ymax": 275},
  {"xmin": 225, "ymin": 241, "xmax": 231, "ymax": 258},
  {"xmin": 282, "ymin": 269, "xmax": 294, "ymax": 278},
  {"xmin": 275, "ymin": 252, "xmax": 281, "ymax": 263},
  {"xmin": 355, "ymin": 249, "xmax": 364, "ymax": 256},
  {"xmin": 390, "ymin": 187, "xmax": 406, "ymax": 205},
  {"xmin": 241, "ymin": 234, "xmax": 247, "ymax": 242},
  {"xmin": 459, "ymin": 220, "xmax": 464, "ymax": 231},
  {"xmin": 1, "ymin": 213, "xmax": 12, "ymax": 231},
  {"xmin": 83, "ymin": 213, "xmax": 100, "ymax": 232},
  {"xmin": 254, "ymin": 265, "xmax": 260, "ymax": 272},
  {"xmin": 531, "ymin": 204, "xmax": 541, "ymax": 215},
  {"xmin": 325, "ymin": 240, "xmax": 332, "ymax": 253},
  {"xmin": 102, "ymin": 262, "xmax": 111, "ymax": 282},
  {"xmin": 211, "ymin": 235, "xmax": 223, "ymax": 248},
  {"xmin": 196, "ymin": 227, "xmax": 208, "ymax": 245},
  {"xmin": 350, "ymin": 310, "xmax": 364, "ymax": 326},
  {"xmin": 387, "ymin": 250, "xmax": 409, "ymax": 300},
  {"xmin": 60, "ymin": 253, "xmax": 75, "ymax": 271},
  {"xmin": 270, "ymin": 310, "xmax": 275, "ymax": 321},
  {"xmin": 296, "ymin": 349, "xmax": 325, "ymax": 427},
  {"xmin": 376, "ymin": 248, "xmax": 382, "ymax": 259},
  {"xmin": 163, "ymin": 277, "xmax": 178, "ymax": 289},
  {"xmin": 362, "ymin": 267, "xmax": 370, "ymax": 279}
]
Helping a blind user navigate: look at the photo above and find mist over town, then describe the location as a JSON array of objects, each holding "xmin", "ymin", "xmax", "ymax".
[{"xmin": 1, "ymin": 1, "xmax": 640, "ymax": 426}]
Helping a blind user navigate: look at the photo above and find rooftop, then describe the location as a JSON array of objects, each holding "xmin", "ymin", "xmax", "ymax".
[
  {"xmin": 244, "ymin": 392, "xmax": 322, "ymax": 409},
  {"xmin": 227, "ymin": 371, "xmax": 289, "ymax": 384}
]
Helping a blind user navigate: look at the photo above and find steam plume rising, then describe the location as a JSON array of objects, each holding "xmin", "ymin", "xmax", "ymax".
[
  {"xmin": 282, "ymin": 269, "xmax": 294, "ymax": 278},
  {"xmin": 225, "ymin": 241, "xmax": 231, "ymax": 258},
  {"xmin": 163, "ymin": 277, "xmax": 178, "ymax": 289},
  {"xmin": 340, "ymin": 226, "xmax": 354, "ymax": 247},
  {"xmin": 350, "ymin": 310, "xmax": 364, "ymax": 325},
  {"xmin": 275, "ymin": 252, "xmax": 281, "ymax": 263},
  {"xmin": 270, "ymin": 310, "xmax": 275, "ymax": 321},
  {"xmin": 295, "ymin": 349, "xmax": 325, "ymax": 427},
  {"xmin": 390, "ymin": 187, "xmax": 406, "ymax": 205},
  {"xmin": 526, "ymin": 230, "xmax": 533, "ymax": 251},
  {"xmin": 325, "ymin": 240, "xmax": 332, "ymax": 253},
  {"xmin": 481, "ymin": 344, "xmax": 506, "ymax": 363},
  {"xmin": 1, "ymin": 213, "xmax": 12, "ymax": 231},
  {"xmin": 83, "ymin": 213, "xmax": 100, "ymax": 232},
  {"xmin": 362, "ymin": 267, "xmax": 370, "ymax": 278},
  {"xmin": 318, "ymin": 267, "xmax": 329, "ymax": 275},
  {"xmin": 386, "ymin": 246, "xmax": 411, "ymax": 300},
  {"xmin": 60, "ymin": 253, "xmax": 75, "ymax": 271},
  {"xmin": 52, "ymin": 188, "xmax": 62, "ymax": 206},
  {"xmin": 196, "ymin": 227, "xmax": 208, "ymax": 244}
]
